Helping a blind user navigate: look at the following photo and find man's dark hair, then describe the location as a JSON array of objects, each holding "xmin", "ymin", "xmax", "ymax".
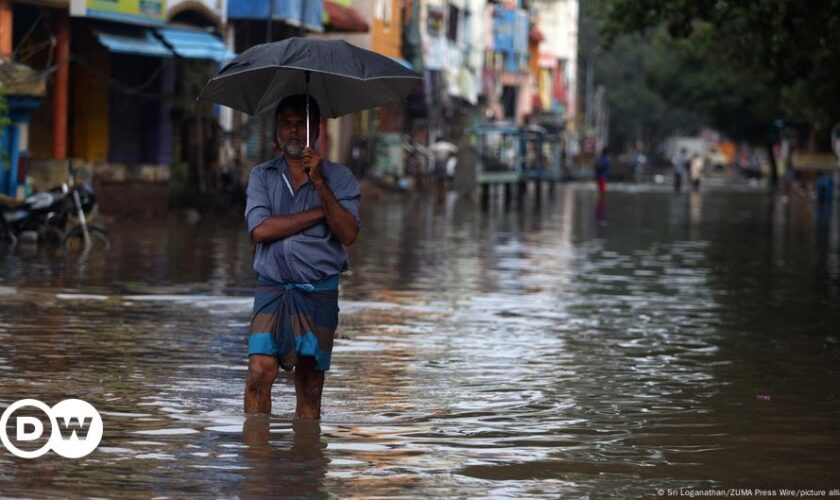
[{"xmin": 274, "ymin": 94, "xmax": 321, "ymax": 123}]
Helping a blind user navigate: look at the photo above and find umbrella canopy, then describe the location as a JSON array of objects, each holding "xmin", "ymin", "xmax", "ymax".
[{"xmin": 197, "ymin": 37, "xmax": 422, "ymax": 118}]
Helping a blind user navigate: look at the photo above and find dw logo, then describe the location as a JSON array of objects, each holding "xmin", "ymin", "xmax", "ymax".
[{"xmin": 0, "ymin": 399, "xmax": 103, "ymax": 459}]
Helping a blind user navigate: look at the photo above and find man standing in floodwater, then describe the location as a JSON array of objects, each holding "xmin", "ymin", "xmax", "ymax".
[{"xmin": 243, "ymin": 95, "xmax": 361, "ymax": 419}]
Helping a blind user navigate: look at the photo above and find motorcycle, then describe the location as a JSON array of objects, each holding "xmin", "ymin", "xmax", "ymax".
[
  {"xmin": 1, "ymin": 191, "xmax": 60, "ymax": 246},
  {"xmin": 0, "ymin": 165, "xmax": 110, "ymax": 251}
]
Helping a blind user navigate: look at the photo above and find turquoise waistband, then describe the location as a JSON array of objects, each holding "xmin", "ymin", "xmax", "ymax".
[{"xmin": 257, "ymin": 273, "xmax": 339, "ymax": 292}]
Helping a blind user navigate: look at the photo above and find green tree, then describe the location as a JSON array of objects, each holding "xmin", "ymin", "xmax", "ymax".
[
  {"xmin": 643, "ymin": 25, "xmax": 780, "ymax": 144},
  {"xmin": 0, "ymin": 87, "xmax": 11, "ymax": 130},
  {"xmin": 579, "ymin": 0, "xmax": 702, "ymax": 153},
  {"xmin": 599, "ymin": 0, "xmax": 840, "ymax": 147}
]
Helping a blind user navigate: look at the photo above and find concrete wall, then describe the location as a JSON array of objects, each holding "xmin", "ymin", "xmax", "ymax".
[{"xmin": 28, "ymin": 159, "xmax": 170, "ymax": 215}]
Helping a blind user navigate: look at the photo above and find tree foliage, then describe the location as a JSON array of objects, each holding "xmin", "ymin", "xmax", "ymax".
[
  {"xmin": 599, "ymin": 0, "xmax": 840, "ymax": 147},
  {"xmin": 579, "ymin": 0, "xmax": 702, "ymax": 152},
  {"xmin": 643, "ymin": 26, "xmax": 780, "ymax": 143}
]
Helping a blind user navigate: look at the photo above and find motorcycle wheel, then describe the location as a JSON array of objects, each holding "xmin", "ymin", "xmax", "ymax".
[
  {"xmin": 41, "ymin": 226, "xmax": 65, "ymax": 246},
  {"xmin": 0, "ymin": 228, "xmax": 17, "ymax": 248},
  {"xmin": 63, "ymin": 224, "xmax": 111, "ymax": 252}
]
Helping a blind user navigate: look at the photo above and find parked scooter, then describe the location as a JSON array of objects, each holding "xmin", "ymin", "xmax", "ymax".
[
  {"xmin": 0, "ymin": 163, "xmax": 110, "ymax": 251},
  {"xmin": 0, "ymin": 190, "xmax": 64, "ymax": 247}
]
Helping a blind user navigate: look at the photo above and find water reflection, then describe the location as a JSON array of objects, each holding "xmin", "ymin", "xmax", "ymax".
[
  {"xmin": 595, "ymin": 195, "xmax": 607, "ymax": 237},
  {"xmin": 0, "ymin": 184, "xmax": 838, "ymax": 496},
  {"xmin": 241, "ymin": 417, "xmax": 327, "ymax": 498}
]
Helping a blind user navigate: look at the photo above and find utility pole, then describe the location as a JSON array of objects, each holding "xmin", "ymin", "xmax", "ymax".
[
  {"xmin": 53, "ymin": 11, "xmax": 69, "ymax": 160},
  {"xmin": 593, "ymin": 85, "xmax": 606, "ymax": 153},
  {"xmin": 0, "ymin": 0, "xmax": 11, "ymax": 61},
  {"xmin": 584, "ymin": 49, "xmax": 596, "ymax": 134}
]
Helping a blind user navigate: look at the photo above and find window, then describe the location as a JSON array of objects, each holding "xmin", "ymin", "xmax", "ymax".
[
  {"xmin": 462, "ymin": 10, "xmax": 472, "ymax": 45},
  {"xmin": 447, "ymin": 5, "xmax": 460, "ymax": 41},
  {"xmin": 375, "ymin": 0, "xmax": 392, "ymax": 26}
]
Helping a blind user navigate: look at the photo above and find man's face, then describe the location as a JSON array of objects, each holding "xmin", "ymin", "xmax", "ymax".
[{"xmin": 276, "ymin": 108, "xmax": 317, "ymax": 159}]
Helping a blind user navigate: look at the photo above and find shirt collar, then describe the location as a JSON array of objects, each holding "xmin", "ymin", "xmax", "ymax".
[
  {"xmin": 266, "ymin": 154, "xmax": 328, "ymax": 174},
  {"xmin": 265, "ymin": 155, "xmax": 287, "ymax": 172},
  {"xmin": 267, "ymin": 156, "xmax": 295, "ymax": 181},
  {"xmin": 270, "ymin": 155, "xmax": 317, "ymax": 192}
]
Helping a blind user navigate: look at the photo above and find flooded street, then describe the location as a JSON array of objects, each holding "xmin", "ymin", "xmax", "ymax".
[{"xmin": 1, "ymin": 185, "xmax": 838, "ymax": 497}]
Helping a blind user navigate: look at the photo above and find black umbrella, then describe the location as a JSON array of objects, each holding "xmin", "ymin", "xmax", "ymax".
[{"xmin": 198, "ymin": 37, "xmax": 422, "ymax": 146}]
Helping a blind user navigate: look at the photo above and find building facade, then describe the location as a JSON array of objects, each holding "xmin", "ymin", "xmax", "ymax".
[{"xmin": 1, "ymin": 0, "xmax": 579, "ymax": 207}]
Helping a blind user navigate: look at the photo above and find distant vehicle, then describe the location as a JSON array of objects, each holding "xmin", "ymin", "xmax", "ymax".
[{"xmin": 467, "ymin": 123, "xmax": 564, "ymax": 183}]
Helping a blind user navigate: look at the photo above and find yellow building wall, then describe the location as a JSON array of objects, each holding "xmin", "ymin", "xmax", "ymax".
[
  {"xmin": 72, "ymin": 28, "xmax": 109, "ymax": 162},
  {"xmin": 371, "ymin": 0, "xmax": 402, "ymax": 58}
]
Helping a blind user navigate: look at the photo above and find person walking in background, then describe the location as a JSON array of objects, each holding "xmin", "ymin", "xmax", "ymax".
[
  {"xmin": 633, "ymin": 151, "xmax": 647, "ymax": 183},
  {"xmin": 595, "ymin": 147, "xmax": 611, "ymax": 195},
  {"xmin": 689, "ymin": 153, "xmax": 704, "ymax": 191},
  {"xmin": 672, "ymin": 147, "xmax": 688, "ymax": 192}
]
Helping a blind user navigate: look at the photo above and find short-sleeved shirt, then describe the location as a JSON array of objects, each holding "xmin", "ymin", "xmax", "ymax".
[
  {"xmin": 595, "ymin": 155, "xmax": 611, "ymax": 180},
  {"xmin": 244, "ymin": 156, "xmax": 361, "ymax": 284},
  {"xmin": 673, "ymin": 153, "xmax": 688, "ymax": 174}
]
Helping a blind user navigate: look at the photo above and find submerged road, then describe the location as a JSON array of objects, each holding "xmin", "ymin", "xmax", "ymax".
[{"xmin": 0, "ymin": 184, "xmax": 838, "ymax": 496}]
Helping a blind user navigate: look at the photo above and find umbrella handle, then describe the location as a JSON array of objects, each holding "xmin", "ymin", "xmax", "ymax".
[
  {"xmin": 303, "ymin": 71, "xmax": 312, "ymax": 177},
  {"xmin": 304, "ymin": 71, "xmax": 311, "ymax": 177},
  {"xmin": 305, "ymin": 71, "xmax": 311, "ymax": 149}
]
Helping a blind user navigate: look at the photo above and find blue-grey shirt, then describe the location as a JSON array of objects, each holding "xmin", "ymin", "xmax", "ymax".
[{"xmin": 245, "ymin": 156, "xmax": 361, "ymax": 284}]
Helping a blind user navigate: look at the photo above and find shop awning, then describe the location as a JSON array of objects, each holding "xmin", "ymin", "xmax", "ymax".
[
  {"xmin": 92, "ymin": 27, "xmax": 173, "ymax": 58},
  {"xmin": 155, "ymin": 27, "xmax": 236, "ymax": 62},
  {"xmin": 324, "ymin": 0, "xmax": 369, "ymax": 32}
]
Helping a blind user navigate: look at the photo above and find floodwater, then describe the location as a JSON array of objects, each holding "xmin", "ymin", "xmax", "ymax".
[{"xmin": 0, "ymin": 184, "xmax": 838, "ymax": 497}]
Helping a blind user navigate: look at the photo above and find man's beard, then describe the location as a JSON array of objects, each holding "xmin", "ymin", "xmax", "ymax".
[
  {"xmin": 278, "ymin": 138, "xmax": 303, "ymax": 158},
  {"xmin": 284, "ymin": 140, "xmax": 303, "ymax": 158}
]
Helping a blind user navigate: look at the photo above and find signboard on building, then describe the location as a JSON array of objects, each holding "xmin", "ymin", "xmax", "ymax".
[{"xmin": 70, "ymin": 0, "xmax": 167, "ymax": 26}]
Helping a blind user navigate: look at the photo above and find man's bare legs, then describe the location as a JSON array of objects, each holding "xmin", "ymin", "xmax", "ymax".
[
  {"xmin": 294, "ymin": 357, "xmax": 324, "ymax": 419},
  {"xmin": 245, "ymin": 355, "xmax": 278, "ymax": 414},
  {"xmin": 245, "ymin": 354, "xmax": 324, "ymax": 419}
]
